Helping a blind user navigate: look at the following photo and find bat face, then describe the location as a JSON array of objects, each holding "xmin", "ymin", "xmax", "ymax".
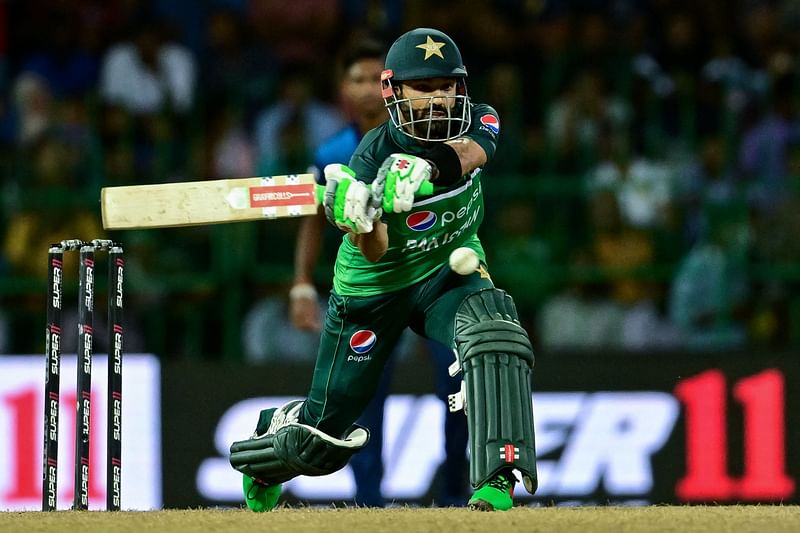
[{"xmin": 101, "ymin": 174, "xmax": 322, "ymax": 230}]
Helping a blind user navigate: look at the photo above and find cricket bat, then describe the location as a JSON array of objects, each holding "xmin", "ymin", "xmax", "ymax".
[
  {"xmin": 101, "ymin": 174, "xmax": 325, "ymax": 230},
  {"xmin": 101, "ymin": 174, "xmax": 433, "ymax": 230}
]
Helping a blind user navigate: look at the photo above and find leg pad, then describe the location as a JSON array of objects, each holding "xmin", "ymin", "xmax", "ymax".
[{"xmin": 455, "ymin": 288, "xmax": 538, "ymax": 494}]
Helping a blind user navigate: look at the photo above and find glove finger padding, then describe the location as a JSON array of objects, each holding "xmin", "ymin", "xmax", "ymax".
[
  {"xmin": 323, "ymin": 164, "xmax": 381, "ymax": 233},
  {"xmin": 375, "ymin": 153, "xmax": 433, "ymax": 213},
  {"xmin": 230, "ymin": 423, "xmax": 370, "ymax": 486}
]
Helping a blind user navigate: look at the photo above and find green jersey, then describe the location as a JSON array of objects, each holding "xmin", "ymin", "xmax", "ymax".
[{"xmin": 332, "ymin": 102, "xmax": 500, "ymax": 296}]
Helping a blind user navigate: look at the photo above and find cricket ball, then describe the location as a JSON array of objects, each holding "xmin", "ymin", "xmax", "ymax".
[{"xmin": 449, "ymin": 247, "xmax": 479, "ymax": 275}]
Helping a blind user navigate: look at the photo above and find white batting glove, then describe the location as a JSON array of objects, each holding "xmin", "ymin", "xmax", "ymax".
[
  {"xmin": 373, "ymin": 153, "xmax": 433, "ymax": 213},
  {"xmin": 323, "ymin": 164, "xmax": 382, "ymax": 234}
]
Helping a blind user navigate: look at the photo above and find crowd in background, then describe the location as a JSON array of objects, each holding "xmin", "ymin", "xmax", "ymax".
[{"xmin": 1, "ymin": 0, "xmax": 799, "ymax": 358}]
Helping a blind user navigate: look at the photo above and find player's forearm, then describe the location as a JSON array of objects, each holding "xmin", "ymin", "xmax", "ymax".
[
  {"xmin": 294, "ymin": 211, "xmax": 325, "ymax": 285},
  {"xmin": 350, "ymin": 220, "xmax": 388, "ymax": 262},
  {"xmin": 423, "ymin": 137, "xmax": 487, "ymax": 185},
  {"xmin": 445, "ymin": 137, "xmax": 487, "ymax": 175}
]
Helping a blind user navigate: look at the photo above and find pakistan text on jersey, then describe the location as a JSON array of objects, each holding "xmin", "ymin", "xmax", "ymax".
[{"xmin": 401, "ymin": 185, "xmax": 482, "ymax": 253}]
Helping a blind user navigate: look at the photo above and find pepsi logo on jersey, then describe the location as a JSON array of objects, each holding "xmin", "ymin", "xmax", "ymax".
[
  {"xmin": 479, "ymin": 114, "xmax": 500, "ymax": 134},
  {"xmin": 406, "ymin": 211, "xmax": 437, "ymax": 231}
]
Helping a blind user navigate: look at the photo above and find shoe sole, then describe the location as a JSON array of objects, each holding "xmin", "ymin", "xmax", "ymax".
[{"xmin": 468, "ymin": 499, "xmax": 496, "ymax": 512}]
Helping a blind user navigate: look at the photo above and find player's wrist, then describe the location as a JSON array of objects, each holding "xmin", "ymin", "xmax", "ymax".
[
  {"xmin": 423, "ymin": 143, "xmax": 462, "ymax": 186},
  {"xmin": 289, "ymin": 283, "xmax": 317, "ymax": 300}
]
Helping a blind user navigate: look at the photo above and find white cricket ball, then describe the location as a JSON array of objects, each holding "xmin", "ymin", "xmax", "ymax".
[{"xmin": 449, "ymin": 247, "xmax": 480, "ymax": 275}]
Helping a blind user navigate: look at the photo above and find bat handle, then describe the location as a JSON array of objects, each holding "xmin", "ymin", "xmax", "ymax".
[
  {"xmin": 315, "ymin": 184, "xmax": 326, "ymax": 205},
  {"xmin": 314, "ymin": 180, "xmax": 434, "ymax": 205}
]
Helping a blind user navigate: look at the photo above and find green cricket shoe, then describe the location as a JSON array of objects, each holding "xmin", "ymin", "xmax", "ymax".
[
  {"xmin": 242, "ymin": 474, "xmax": 281, "ymax": 512},
  {"xmin": 468, "ymin": 471, "xmax": 516, "ymax": 511}
]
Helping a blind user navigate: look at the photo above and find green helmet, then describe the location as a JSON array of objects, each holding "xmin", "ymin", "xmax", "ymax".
[
  {"xmin": 381, "ymin": 28, "xmax": 471, "ymax": 142},
  {"xmin": 385, "ymin": 27, "xmax": 467, "ymax": 81}
]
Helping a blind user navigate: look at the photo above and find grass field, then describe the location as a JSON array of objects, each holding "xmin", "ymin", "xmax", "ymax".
[{"xmin": 1, "ymin": 506, "xmax": 799, "ymax": 533}]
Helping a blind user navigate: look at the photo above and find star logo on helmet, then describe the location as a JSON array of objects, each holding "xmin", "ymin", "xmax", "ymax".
[{"xmin": 416, "ymin": 36, "xmax": 446, "ymax": 60}]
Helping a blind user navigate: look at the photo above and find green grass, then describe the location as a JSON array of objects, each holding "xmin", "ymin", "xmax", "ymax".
[{"xmin": 2, "ymin": 506, "xmax": 800, "ymax": 533}]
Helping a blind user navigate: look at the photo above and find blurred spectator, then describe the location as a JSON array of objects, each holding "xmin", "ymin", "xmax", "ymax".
[
  {"xmin": 545, "ymin": 68, "xmax": 630, "ymax": 175},
  {"xmin": 199, "ymin": 8, "xmax": 263, "ymax": 180},
  {"xmin": 738, "ymin": 74, "xmax": 800, "ymax": 217},
  {"xmin": 538, "ymin": 187, "xmax": 681, "ymax": 352},
  {"xmin": 699, "ymin": 47, "xmax": 759, "ymax": 135},
  {"xmin": 11, "ymin": 73, "xmax": 53, "ymax": 147},
  {"xmin": 537, "ymin": 275, "xmax": 627, "ymax": 352},
  {"xmin": 586, "ymin": 140, "xmax": 677, "ymax": 231},
  {"xmin": 242, "ymin": 296, "xmax": 325, "ymax": 362},
  {"xmin": 99, "ymin": 16, "xmax": 196, "ymax": 115},
  {"xmin": 96, "ymin": 13, "xmax": 198, "ymax": 183},
  {"xmin": 588, "ymin": 189, "xmax": 658, "ymax": 307},
  {"xmin": 629, "ymin": 7, "xmax": 711, "ymax": 155},
  {"xmin": 8, "ymin": 71, "xmax": 96, "ymax": 188},
  {"xmin": 252, "ymin": 68, "xmax": 345, "ymax": 176},
  {"xmin": 668, "ymin": 203, "xmax": 751, "ymax": 351},
  {"xmin": 753, "ymin": 139, "xmax": 800, "ymax": 264},
  {"xmin": 587, "ymin": 188, "xmax": 681, "ymax": 351},
  {"xmin": 682, "ymin": 134, "xmax": 739, "ymax": 245},
  {"xmin": 205, "ymin": 104, "xmax": 255, "ymax": 179}
]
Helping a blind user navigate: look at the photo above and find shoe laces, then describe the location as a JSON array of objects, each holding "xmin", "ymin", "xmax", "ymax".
[{"xmin": 487, "ymin": 472, "xmax": 516, "ymax": 495}]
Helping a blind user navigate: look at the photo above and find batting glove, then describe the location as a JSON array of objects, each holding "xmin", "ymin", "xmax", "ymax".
[
  {"xmin": 323, "ymin": 164, "xmax": 382, "ymax": 234},
  {"xmin": 373, "ymin": 153, "xmax": 433, "ymax": 213}
]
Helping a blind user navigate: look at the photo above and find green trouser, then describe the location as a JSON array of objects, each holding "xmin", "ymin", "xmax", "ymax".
[{"xmin": 300, "ymin": 264, "xmax": 493, "ymax": 436}]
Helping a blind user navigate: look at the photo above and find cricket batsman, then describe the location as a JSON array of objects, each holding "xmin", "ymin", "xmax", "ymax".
[{"xmin": 230, "ymin": 27, "xmax": 538, "ymax": 512}]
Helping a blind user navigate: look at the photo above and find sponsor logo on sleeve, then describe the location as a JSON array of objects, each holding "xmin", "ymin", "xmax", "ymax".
[{"xmin": 479, "ymin": 114, "xmax": 500, "ymax": 134}]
